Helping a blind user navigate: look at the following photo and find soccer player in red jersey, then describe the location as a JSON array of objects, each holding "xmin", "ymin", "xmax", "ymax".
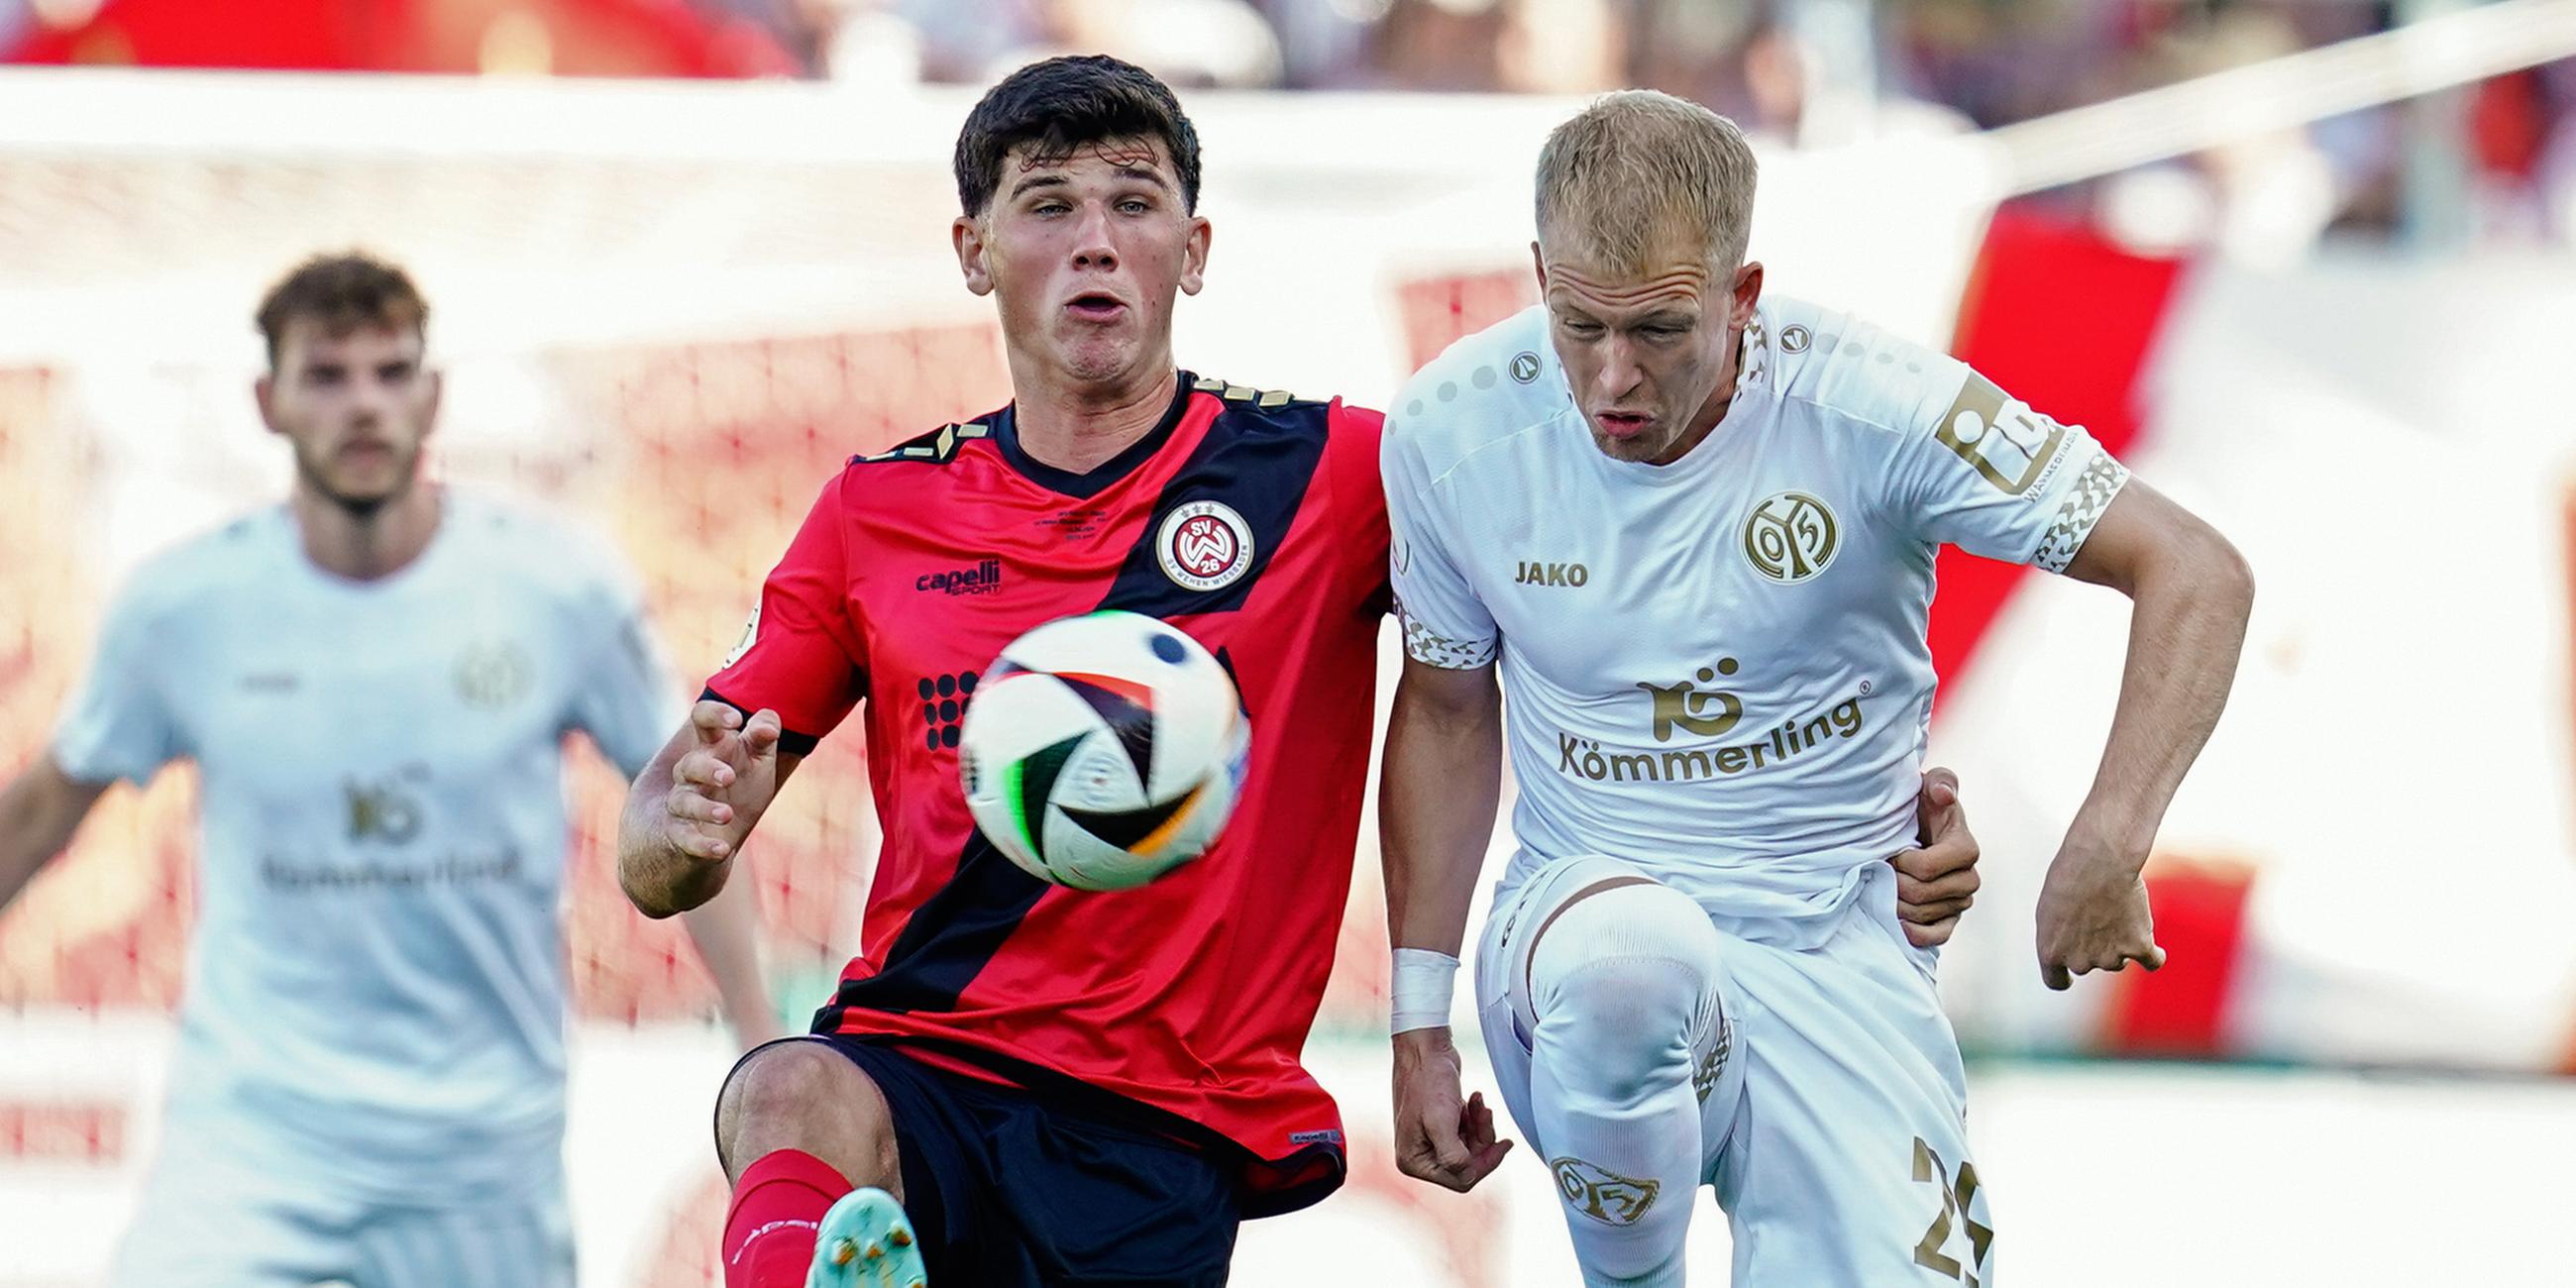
[
  {"xmin": 619, "ymin": 57, "xmax": 1383, "ymax": 1287},
  {"xmin": 617, "ymin": 55, "xmax": 1985, "ymax": 1288}
]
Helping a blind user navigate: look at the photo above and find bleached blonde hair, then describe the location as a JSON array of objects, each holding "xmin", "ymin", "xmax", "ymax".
[{"xmin": 1535, "ymin": 90, "xmax": 1758, "ymax": 275}]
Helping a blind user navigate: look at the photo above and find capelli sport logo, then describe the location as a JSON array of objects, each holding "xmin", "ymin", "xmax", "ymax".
[{"xmin": 917, "ymin": 559, "xmax": 1003, "ymax": 595}]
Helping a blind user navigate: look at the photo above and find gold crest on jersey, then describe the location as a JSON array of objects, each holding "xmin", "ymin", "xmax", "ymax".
[
  {"xmin": 1742, "ymin": 490, "xmax": 1839, "ymax": 584},
  {"xmin": 454, "ymin": 641, "xmax": 532, "ymax": 710}
]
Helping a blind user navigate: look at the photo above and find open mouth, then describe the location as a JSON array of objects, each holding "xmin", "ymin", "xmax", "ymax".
[
  {"xmin": 1065, "ymin": 292, "xmax": 1127, "ymax": 321},
  {"xmin": 1594, "ymin": 412, "xmax": 1652, "ymax": 439}
]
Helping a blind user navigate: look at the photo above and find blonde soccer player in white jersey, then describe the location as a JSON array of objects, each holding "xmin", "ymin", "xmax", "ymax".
[
  {"xmin": 1379, "ymin": 94, "xmax": 2254, "ymax": 1286},
  {"xmin": 0, "ymin": 254, "xmax": 776, "ymax": 1287}
]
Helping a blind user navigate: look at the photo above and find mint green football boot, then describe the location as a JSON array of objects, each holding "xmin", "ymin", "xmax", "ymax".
[{"xmin": 805, "ymin": 1187, "xmax": 926, "ymax": 1288}]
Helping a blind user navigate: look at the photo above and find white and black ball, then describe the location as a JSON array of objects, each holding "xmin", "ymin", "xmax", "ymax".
[{"xmin": 958, "ymin": 610, "xmax": 1249, "ymax": 892}]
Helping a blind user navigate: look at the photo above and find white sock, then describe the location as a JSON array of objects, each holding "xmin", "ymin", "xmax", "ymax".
[{"xmin": 1525, "ymin": 880, "xmax": 1731, "ymax": 1288}]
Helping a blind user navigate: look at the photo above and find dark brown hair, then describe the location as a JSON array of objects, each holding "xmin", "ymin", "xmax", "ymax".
[
  {"xmin": 953, "ymin": 55, "xmax": 1203, "ymax": 217},
  {"xmin": 255, "ymin": 253, "xmax": 429, "ymax": 369}
]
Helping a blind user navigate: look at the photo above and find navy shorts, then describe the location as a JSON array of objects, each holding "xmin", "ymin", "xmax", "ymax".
[{"xmin": 799, "ymin": 1034, "xmax": 1241, "ymax": 1287}]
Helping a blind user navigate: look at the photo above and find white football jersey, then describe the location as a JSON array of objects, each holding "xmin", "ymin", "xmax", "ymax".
[
  {"xmin": 52, "ymin": 489, "xmax": 678, "ymax": 1201},
  {"xmin": 1387, "ymin": 299, "xmax": 2128, "ymax": 946}
]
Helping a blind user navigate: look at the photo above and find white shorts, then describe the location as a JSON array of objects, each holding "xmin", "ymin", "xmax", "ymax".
[
  {"xmin": 1477, "ymin": 855, "xmax": 1996, "ymax": 1287},
  {"xmin": 110, "ymin": 1109, "xmax": 574, "ymax": 1288}
]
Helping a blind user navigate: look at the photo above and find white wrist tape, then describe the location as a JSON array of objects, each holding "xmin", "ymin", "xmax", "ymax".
[{"xmin": 1389, "ymin": 947, "xmax": 1461, "ymax": 1035}]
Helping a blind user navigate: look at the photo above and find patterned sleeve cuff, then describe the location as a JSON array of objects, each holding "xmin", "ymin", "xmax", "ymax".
[
  {"xmin": 1398, "ymin": 603, "xmax": 1499, "ymax": 670},
  {"xmin": 2030, "ymin": 454, "xmax": 2130, "ymax": 574}
]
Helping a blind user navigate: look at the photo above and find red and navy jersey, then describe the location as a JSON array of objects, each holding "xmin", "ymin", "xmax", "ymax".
[{"xmin": 705, "ymin": 373, "xmax": 1388, "ymax": 1216}]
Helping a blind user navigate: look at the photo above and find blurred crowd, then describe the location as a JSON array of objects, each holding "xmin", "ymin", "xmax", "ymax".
[
  {"xmin": 776, "ymin": 0, "xmax": 2576, "ymax": 257},
  {"xmin": 9, "ymin": 0, "xmax": 2576, "ymax": 254}
]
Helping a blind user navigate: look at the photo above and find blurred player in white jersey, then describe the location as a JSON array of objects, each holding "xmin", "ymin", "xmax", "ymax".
[
  {"xmin": 1379, "ymin": 94, "xmax": 2254, "ymax": 1286},
  {"xmin": 0, "ymin": 254, "xmax": 777, "ymax": 1287}
]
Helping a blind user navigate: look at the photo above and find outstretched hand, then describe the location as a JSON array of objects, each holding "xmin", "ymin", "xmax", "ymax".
[{"xmin": 661, "ymin": 699, "xmax": 784, "ymax": 863}]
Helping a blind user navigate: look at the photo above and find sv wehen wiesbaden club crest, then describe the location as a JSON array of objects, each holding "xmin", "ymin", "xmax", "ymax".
[{"xmin": 1156, "ymin": 499, "xmax": 1254, "ymax": 592}]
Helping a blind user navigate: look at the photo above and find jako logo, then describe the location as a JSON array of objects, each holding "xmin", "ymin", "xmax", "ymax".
[
  {"xmin": 1515, "ymin": 561, "xmax": 1588, "ymax": 588},
  {"xmin": 917, "ymin": 560, "xmax": 1003, "ymax": 595},
  {"xmin": 1637, "ymin": 658, "xmax": 1744, "ymax": 742}
]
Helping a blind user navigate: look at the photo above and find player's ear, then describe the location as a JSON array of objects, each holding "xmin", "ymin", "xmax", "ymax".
[
  {"xmin": 422, "ymin": 368, "xmax": 445, "ymax": 434},
  {"xmin": 953, "ymin": 214, "xmax": 995, "ymax": 297},
  {"xmin": 1178, "ymin": 214, "xmax": 1211, "ymax": 297},
  {"xmin": 1729, "ymin": 262, "xmax": 1765, "ymax": 329},
  {"xmin": 1530, "ymin": 241, "xmax": 1548, "ymax": 295},
  {"xmin": 254, "ymin": 373, "xmax": 282, "ymax": 436}
]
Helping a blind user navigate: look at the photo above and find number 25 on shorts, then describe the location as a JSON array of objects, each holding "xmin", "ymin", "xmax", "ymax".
[{"xmin": 1910, "ymin": 1136, "xmax": 1993, "ymax": 1285}]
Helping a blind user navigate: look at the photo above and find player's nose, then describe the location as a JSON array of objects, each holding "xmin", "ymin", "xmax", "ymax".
[
  {"xmin": 1070, "ymin": 205, "xmax": 1119, "ymax": 271},
  {"xmin": 1595, "ymin": 338, "xmax": 1644, "ymax": 396},
  {"xmin": 347, "ymin": 376, "xmax": 397, "ymax": 419}
]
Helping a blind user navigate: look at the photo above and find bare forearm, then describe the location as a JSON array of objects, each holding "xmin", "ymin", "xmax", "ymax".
[
  {"xmin": 681, "ymin": 883, "xmax": 780, "ymax": 1046},
  {"xmin": 2072, "ymin": 537, "xmax": 2254, "ymax": 861},
  {"xmin": 0, "ymin": 760, "xmax": 108, "ymax": 915},
  {"xmin": 1381, "ymin": 680, "xmax": 1504, "ymax": 956},
  {"xmin": 625, "ymin": 808, "xmax": 736, "ymax": 912},
  {"xmin": 0, "ymin": 811, "xmax": 54, "ymax": 916}
]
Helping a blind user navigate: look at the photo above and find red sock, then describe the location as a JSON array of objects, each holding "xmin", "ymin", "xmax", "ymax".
[{"xmin": 723, "ymin": 1148, "xmax": 854, "ymax": 1288}]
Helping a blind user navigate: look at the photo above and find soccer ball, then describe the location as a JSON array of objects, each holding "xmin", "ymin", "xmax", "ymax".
[{"xmin": 958, "ymin": 610, "xmax": 1250, "ymax": 891}]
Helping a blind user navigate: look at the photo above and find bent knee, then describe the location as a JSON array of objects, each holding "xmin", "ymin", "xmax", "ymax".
[
  {"xmin": 715, "ymin": 1039, "xmax": 886, "ymax": 1175},
  {"xmin": 1531, "ymin": 879, "xmax": 1723, "ymax": 1000},
  {"xmin": 1530, "ymin": 883, "xmax": 1725, "ymax": 1085},
  {"xmin": 721, "ymin": 1039, "xmax": 862, "ymax": 1119}
]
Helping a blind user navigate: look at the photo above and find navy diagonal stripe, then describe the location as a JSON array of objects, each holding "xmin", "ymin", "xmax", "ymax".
[
  {"xmin": 811, "ymin": 828, "xmax": 1046, "ymax": 1020},
  {"xmin": 1096, "ymin": 396, "xmax": 1332, "ymax": 616}
]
